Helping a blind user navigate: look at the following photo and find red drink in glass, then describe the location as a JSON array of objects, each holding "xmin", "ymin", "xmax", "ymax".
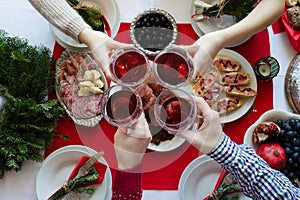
[
  {"xmin": 110, "ymin": 47, "xmax": 149, "ymax": 87},
  {"xmin": 154, "ymin": 89, "xmax": 196, "ymax": 133},
  {"xmin": 153, "ymin": 47, "xmax": 194, "ymax": 88},
  {"xmin": 161, "ymin": 97, "xmax": 192, "ymax": 129},
  {"xmin": 101, "ymin": 85, "xmax": 142, "ymax": 126}
]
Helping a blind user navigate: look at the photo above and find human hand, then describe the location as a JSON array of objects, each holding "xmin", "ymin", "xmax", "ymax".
[
  {"xmin": 78, "ymin": 28, "xmax": 133, "ymax": 81},
  {"xmin": 180, "ymin": 30, "xmax": 225, "ymax": 73},
  {"xmin": 175, "ymin": 96, "xmax": 224, "ymax": 154},
  {"xmin": 114, "ymin": 112, "xmax": 152, "ymax": 170}
]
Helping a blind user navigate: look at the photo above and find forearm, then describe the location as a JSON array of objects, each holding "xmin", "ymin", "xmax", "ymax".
[
  {"xmin": 208, "ymin": 135, "xmax": 300, "ymax": 199},
  {"xmin": 220, "ymin": 0, "xmax": 285, "ymax": 47},
  {"xmin": 28, "ymin": 0, "xmax": 90, "ymax": 42}
]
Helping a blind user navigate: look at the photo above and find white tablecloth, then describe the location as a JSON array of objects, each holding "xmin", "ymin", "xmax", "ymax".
[{"xmin": 0, "ymin": 0, "xmax": 296, "ymax": 199}]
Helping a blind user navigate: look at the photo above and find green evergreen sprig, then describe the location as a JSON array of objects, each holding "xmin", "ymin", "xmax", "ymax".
[
  {"xmin": 202, "ymin": 0, "xmax": 258, "ymax": 22},
  {"xmin": 48, "ymin": 168, "xmax": 99, "ymax": 200},
  {"xmin": 67, "ymin": 0, "xmax": 104, "ymax": 31},
  {"xmin": 0, "ymin": 30, "xmax": 66, "ymax": 178}
]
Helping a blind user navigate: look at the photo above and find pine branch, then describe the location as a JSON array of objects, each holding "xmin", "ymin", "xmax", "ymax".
[{"xmin": 202, "ymin": 0, "xmax": 258, "ymax": 22}]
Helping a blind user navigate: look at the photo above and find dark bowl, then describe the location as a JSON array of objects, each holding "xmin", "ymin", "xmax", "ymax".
[{"xmin": 130, "ymin": 8, "xmax": 178, "ymax": 56}]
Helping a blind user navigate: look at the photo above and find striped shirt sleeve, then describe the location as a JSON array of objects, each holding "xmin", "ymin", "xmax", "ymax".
[{"xmin": 208, "ymin": 135, "xmax": 300, "ymax": 200}]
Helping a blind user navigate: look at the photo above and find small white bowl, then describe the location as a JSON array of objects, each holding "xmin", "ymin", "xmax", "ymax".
[{"xmin": 243, "ymin": 109, "xmax": 300, "ymax": 150}]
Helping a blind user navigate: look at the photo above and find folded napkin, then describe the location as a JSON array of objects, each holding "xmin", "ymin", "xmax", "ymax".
[
  {"xmin": 48, "ymin": 156, "xmax": 107, "ymax": 200},
  {"xmin": 281, "ymin": 6, "xmax": 300, "ymax": 52}
]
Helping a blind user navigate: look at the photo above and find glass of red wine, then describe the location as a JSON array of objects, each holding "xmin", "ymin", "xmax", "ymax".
[
  {"xmin": 109, "ymin": 47, "xmax": 150, "ymax": 87},
  {"xmin": 100, "ymin": 85, "xmax": 143, "ymax": 127},
  {"xmin": 152, "ymin": 46, "xmax": 194, "ymax": 88},
  {"xmin": 154, "ymin": 88, "xmax": 197, "ymax": 133}
]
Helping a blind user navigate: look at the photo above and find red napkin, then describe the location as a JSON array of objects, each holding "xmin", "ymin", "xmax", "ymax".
[
  {"xmin": 281, "ymin": 6, "xmax": 300, "ymax": 52},
  {"xmin": 68, "ymin": 156, "xmax": 107, "ymax": 184},
  {"xmin": 48, "ymin": 156, "xmax": 107, "ymax": 200}
]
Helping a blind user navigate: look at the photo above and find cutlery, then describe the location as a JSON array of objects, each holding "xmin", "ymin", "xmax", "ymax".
[{"xmin": 74, "ymin": 151, "xmax": 104, "ymax": 179}]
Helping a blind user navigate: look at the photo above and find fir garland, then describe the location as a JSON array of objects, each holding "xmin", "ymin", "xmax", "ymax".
[
  {"xmin": 0, "ymin": 30, "xmax": 66, "ymax": 178},
  {"xmin": 48, "ymin": 168, "xmax": 99, "ymax": 200},
  {"xmin": 202, "ymin": 0, "xmax": 258, "ymax": 22}
]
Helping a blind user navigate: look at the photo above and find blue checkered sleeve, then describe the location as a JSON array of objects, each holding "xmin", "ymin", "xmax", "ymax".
[{"xmin": 208, "ymin": 135, "xmax": 300, "ymax": 200}]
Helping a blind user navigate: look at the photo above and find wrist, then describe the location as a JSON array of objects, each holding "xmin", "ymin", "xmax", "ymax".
[
  {"xmin": 78, "ymin": 28, "xmax": 109, "ymax": 50},
  {"xmin": 118, "ymin": 159, "xmax": 143, "ymax": 171}
]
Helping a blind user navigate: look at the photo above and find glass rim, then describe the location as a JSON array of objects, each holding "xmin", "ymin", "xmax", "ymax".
[
  {"xmin": 101, "ymin": 85, "xmax": 142, "ymax": 126},
  {"xmin": 152, "ymin": 47, "xmax": 194, "ymax": 88},
  {"xmin": 154, "ymin": 88, "xmax": 197, "ymax": 132},
  {"xmin": 109, "ymin": 47, "xmax": 150, "ymax": 87}
]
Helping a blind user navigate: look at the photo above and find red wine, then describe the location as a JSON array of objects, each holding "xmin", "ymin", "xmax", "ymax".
[
  {"xmin": 106, "ymin": 90, "xmax": 139, "ymax": 122},
  {"xmin": 111, "ymin": 51, "xmax": 148, "ymax": 84},
  {"xmin": 160, "ymin": 96, "xmax": 192, "ymax": 129},
  {"xmin": 155, "ymin": 52, "xmax": 190, "ymax": 85}
]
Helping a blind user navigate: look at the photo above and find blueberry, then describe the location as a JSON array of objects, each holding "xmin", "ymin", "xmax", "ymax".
[
  {"xmin": 285, "ymin": 146, "xmax": 292, "ymax": 155},
  {"xmin": 295, "ymin": 122, "xmax": 300, "ymax": 131},
  {"xmin": 283, "ymin": 142, "xmax": 292, "ymax": 147},
  {"xmin": 292, "ymin": 152, "xmax": 299, "ymax": 160},
  {"xmin": 283, "ymin": 124, "xmax": 292, "ymax": 131},
  {"xmin": 292, "ymin": 138, "xmax": 300, "ymax": 146},
  {"xmin": 288, "ymin": 171, "xmax": 296, "ymax": 179},
  {"xmin": 286, "ymin": 131, "xmax": 294, "ymax": 140},
  {"xmin": 277, "ymin": 129, "xmax": 285, "ymax": 140},
  {"xmin": 288, "ymin": 157, "xmax": 294, "ymax": 165},
  {"xmin": 276, "ymin": 119, "xmax": 284, "ymax": 128}
]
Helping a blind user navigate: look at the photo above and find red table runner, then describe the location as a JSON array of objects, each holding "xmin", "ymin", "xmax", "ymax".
[{"xmin": 45, "ymin": 23, "xmax": 273, "ymax": 190}]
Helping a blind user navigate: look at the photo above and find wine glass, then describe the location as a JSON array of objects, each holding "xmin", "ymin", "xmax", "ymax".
[
  {"xmin": 109, "ymin": 47, "xmax": 150, "ymax": 87},
  {"xmin": 152, "ymin": 46, "xmax": 194, "ymax": 88},
  {"xmin": 154, "ymin": 88, "xmax": 198, "ymax": 133},
  {"xmin": 100, "ymin": 85, "xmax": 143, "ymax": 127}
]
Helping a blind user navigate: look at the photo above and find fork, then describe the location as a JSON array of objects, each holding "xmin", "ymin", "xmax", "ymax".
[{"xmin": 74, "ymin": 151, "xmax": 104, "ymax": 179}]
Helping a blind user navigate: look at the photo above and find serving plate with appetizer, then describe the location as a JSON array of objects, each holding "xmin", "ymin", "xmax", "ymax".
[
  {"xmin": 56, "ymin": 50, "xmax": 108, "ymax": 127},
  {"xmin": 192, "ymin": 48, "xmax": 257, "ymax": 123}
]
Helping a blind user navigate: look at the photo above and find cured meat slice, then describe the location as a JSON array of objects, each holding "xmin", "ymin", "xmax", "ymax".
[
  {"xmin": 193, "ymin": 71, "xmax": 220, "ymax": 96},
  {"xmin": 225, "ymin": 85, "xmax": 257, "ymax": 97},
  {"xmin": 202, "ymin": 82, "xmax": 223, "ymax": 106},
  {"xmin": 219, "ymin": 72, "xmax": 251, "ymax": 86},
  {"xmin": 213, "ymin": 56, "xmax": 241, "ymax": 72},
  {"xmin": 212, "ymin": 97, "xmax": 243, "ymax": 114}
]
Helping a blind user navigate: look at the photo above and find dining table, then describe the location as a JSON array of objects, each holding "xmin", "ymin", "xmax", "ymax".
[{"xmin": 0, "ymin": 0, "xmax": 298, "ymax": 199}]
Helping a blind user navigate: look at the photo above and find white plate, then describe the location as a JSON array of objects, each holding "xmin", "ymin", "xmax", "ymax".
[
  {"xmin": 243, "ymin": 109, "xmax": 300, "ymax": 150},
  {"xmin": 50, "ymin": 0, "xmax": 120, "ymax": 51},
  {"xmin": 189, "ymin": 0, "xmax": 204, "ymax": 37},
  {"xmin": 36, "ymin": 145, "xmax": 112, "ymax": 200},
  {"xmin": 189, "ymin": 0, "xmax": 250, "ymax": 46},
  {"xmin": 179, "ymin": 155, "xmax": 251, "ymax": 200},
  {"xmin": 147, "ymin": 135, "xmax": 186, "ymax": 152},
  {"xmin": 217, "ymin": 49, "xmax": 257, "ymax": 123},
  {"xmin": 178, "ymin": 155, "xmax": 222, "ymax": 199}
]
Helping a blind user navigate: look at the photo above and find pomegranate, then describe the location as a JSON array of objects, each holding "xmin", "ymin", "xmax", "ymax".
[
  {"xmin": 256, "ymin": 142, "xmax": 287, "ymax": 171},
  {"xmin": 253, "ymin": 121, "xmax": 281, "ymax": 143}
]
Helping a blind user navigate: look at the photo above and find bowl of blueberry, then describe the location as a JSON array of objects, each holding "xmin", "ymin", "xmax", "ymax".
[
  {"xmin": 130, "ymin": 8, "xmax": 178, "ymax": 56},
  {"xmin": 244, "ymin": 109, "xmax": 300, "ymax": 187}
]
